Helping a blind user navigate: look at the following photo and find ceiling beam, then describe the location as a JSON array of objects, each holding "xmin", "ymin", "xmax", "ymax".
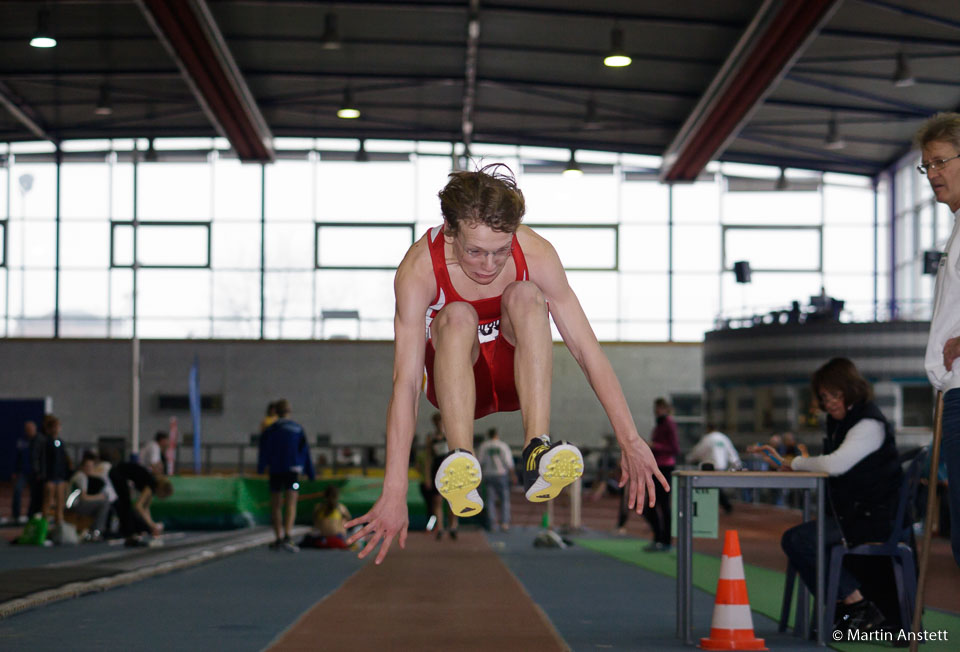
[
  {"xmin": 660, "ymin": 0, "xmax": 842, "ymax": 182},
  {"xmin": 0, "ymin": 81, "xmax": 53, "ymax": 142},
  {"xmin": 136, "ymin": 0, "xmax": 273, "ymax": 162}
]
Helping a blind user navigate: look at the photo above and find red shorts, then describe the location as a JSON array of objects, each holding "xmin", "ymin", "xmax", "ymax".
[{"xmin": 425, "ymin": 334, "xmax": 520, "ymax": 419}]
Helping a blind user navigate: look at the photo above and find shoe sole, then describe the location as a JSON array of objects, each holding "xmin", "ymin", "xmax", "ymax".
[
  {"xmin": 435, "ymin": 451, "xmax": 484, "ymax": 517},
  {"xmin": 525, "ymin": 444, "xmax": 584, "ymax": 502}
]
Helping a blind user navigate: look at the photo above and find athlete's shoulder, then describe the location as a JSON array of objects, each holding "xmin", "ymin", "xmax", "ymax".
[{"xmin": 395, "ymin": 232, "xmax": 437, "ymax": 306}]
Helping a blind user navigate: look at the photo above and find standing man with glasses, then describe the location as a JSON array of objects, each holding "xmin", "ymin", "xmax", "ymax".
[{"xmin": 916, "ymin": 112, "xmax": 960, "ymax": 567}]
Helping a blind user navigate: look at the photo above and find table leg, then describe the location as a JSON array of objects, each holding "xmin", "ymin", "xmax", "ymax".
[
  {"xmin": 683, "ymin": 477, "xmax": 694, "ymax": 644},
  {"xmin": 816, "ymin": 478, "xmax": 825, "ymax": 646}
]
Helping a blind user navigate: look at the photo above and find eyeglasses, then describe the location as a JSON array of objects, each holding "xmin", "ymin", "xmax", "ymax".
[{"xmin": 917, "ymin": 153, "xmax": 960, "ymax": 175}]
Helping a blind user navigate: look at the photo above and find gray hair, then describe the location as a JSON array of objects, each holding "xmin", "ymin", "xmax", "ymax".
[{"xmin": 914, "ymin": 112, "xmax": 960, "ymax": 151}]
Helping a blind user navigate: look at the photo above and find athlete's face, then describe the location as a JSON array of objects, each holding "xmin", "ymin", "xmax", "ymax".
[{"xmin": 451, "ymin": 221, "xmax": 514, "ymax": 285}]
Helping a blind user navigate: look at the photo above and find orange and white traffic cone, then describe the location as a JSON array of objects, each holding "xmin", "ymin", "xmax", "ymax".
[{"xmin": 700, "ymin": 530, "xmax": 767, "ymax": 651}]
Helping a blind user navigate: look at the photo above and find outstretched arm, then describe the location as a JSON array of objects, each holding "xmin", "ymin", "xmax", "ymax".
[
  {"xmin": 345, "ymin": 239, "xmax": 433, "ymax": 564},
  {"xmin": 525, "ymin": 229, "xmax": 668, "ymax": 513}
]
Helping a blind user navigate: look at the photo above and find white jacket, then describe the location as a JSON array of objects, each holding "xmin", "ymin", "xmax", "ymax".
[
  {"xmin": 926, "ymin": 208, "xmax": 960, "ymax": 392},
  {"xmin": 686, "ymin": 431, "xmax": 741, "ymax": 471}
]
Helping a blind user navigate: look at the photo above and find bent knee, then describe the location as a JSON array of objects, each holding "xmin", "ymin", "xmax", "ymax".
[
  {"xmin": 502, "ymin": 281, "xmax": 546, "ymax": 310},
  {"xmin": 432, "ymin": 301, "xmax": 479, "ymax": 335}
]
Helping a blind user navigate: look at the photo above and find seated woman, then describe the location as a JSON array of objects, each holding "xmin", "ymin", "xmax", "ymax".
[
  {"xmin": 301, "ymin": 485, "xmax": 352, "ymax": 549},
  {"xmin": 66, "ymin": 450, "xmax": 111, "ymax": 541},
  {"xmin": 760, "ymin": 357, "xmax": 901, "ymax": 635}
]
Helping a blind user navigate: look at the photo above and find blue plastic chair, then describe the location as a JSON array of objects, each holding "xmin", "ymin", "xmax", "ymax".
[{"xmin": 779, "ymin": 447, "xmax": 927, "ymax": 636}]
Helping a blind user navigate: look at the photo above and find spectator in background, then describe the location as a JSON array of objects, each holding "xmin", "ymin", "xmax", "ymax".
[
  {"xmin": 260, "ymin": 400, "xmax": 280, "ymax": 432},
  {"xmin": 11, "ymin": 421, "xmax": 37, "ymax": 523},
  {"xmin": 418, "ymin": 412, "xmax": 459, "ymax": 540},
  {"xmin": 29, "ymin": 418, "xmax": 49, "ymax": 518},
  {"xmin": 67, "ymin": 451, "xmax": 111, "ymax": 541},
  {"xmin": 108, "ymin": 461, "xmax": 173, "ymax": 547},
  {"xmin": 43, "ymin": 415, "xmax": 72, "ymax": 528},
  {"xmin": 301, "ymin": 485, "xmax": 352, "ymax": 549},
  {"xmin": 139, "ymin": 431, "xmax": 168, "ymax": 476},
  {"xmin": 643, "ymin": 397, "xmax": 679, "ymax": 551},
  {"xmin": 686, "ymin": 424, "xmax": 741, "ymax": 513},
  {"xmin": 762, "ymin": 357, "xmax": 900, "ymax": 634},
  {"xmin": 477, "ymin": 427, "xmax": 514, "ymax": 531},
  {"xmin": 916, "ymin": 112, "xmax": 960, "ymax": 567},
  {"xmin": 258, "ymin": 399, "xmax": 315, "ymax": 552}
]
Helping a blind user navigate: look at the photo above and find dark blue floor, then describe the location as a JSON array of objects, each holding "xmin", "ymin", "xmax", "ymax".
[{"xmin": 0, "ymin": 527, "xmax": 823, "ymax": 651}]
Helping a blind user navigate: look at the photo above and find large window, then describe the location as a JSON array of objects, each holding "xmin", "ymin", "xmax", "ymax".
[{"xmin": 0, "ymin": 138, "xmax": 886, "ymax": 342}]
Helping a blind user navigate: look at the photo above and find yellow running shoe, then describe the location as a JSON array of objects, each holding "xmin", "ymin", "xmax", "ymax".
[
  {"xmin": 435, "ymin": 449, "xmax": 484, "ymax": 517},
  {"xmin": 522, "ymin": 436, "xmax": 584, "ymax": 502}
]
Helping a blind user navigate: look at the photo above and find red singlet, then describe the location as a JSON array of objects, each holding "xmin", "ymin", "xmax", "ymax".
[{"xmin": 423, "ymin": 225, "xmax": 529, "ymax": 419}]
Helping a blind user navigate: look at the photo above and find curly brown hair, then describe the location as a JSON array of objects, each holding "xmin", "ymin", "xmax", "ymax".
[
  {"xmin": 914, "ymin": 112, "xmax": 960, "ymax": 151},
  {"xmin": 438, "ymin": 163, "xmax": 525, "ymax": 236},
  {"xmin": 811, "ymin": 357, "xmax": 873, "ymax": 411}
]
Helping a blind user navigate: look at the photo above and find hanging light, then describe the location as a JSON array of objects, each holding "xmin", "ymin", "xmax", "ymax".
[
  {"xmin": 824, "ymin": 113, "xmax": 845, "ymax": 150},
  {"xmin": 337, "ymin": 86, "xmax": 360, "ymax": 119},
  {"xmin": 563, "ymin": 150, "xmax": 583, "ymax": 177},
  {"xmin": 775, "ymin": 167, "xmax": 788, "ymax": 191},
  {"xmin": 320, "ymin": 13, "xmax": 342, "ymax": 51},
  {"xmin": 30, "ymin": 10, "xmax": 57, "ymax": 48},
  {"xmin": 892, "ymin": 51, "xmax": 915, "ymax": 87},
  {"xmin": 94, "ymin": 83, "xmax": 113, "ymax": 116},
  {"xmin": 603, "ymin": 27, "xmax": 631, "ymax": 68},
  {"xmin": 355, "ymin": 139, "xmax": 369, "ymax": 162},
  {"xmin": 144, "ymin": 138, "xmax": 158, "ymax": 163}
]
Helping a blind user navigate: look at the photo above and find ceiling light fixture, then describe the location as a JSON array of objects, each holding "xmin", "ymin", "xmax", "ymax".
[
  {"xmin": 320, "ymin": 13, "xmax": 342, "ymax": 51},
  {"xmin": 775, "ymin": 167, "xmax": 788, "ymax": 191},
  {"xmin": 893, "ymin": 51, "xmax": 915, "ymax": 88},
  {"xmin": 603, "ymin": 27, "xmax": 631, "ymax": 68},
  {"xmin": 355, "ymin": 139, "xmax": 369, "ymax": 162},
  {"xmin": 337, "ymin": 86, "xmax": 360, "ymax": 119},
  {"xmin": 563, "ymin": 150, "xmax": 583, "ymax": 177},
  {"xmin": 94, "ymin": 83, "xmax": 113, "ymax": 116},
  {"xmin": 30, "ymin": 10, "xmax": 57, "ymax": 48},
  {"xmin": 824, "ymin": 113, "xmax": 845, "ymax": 150}
]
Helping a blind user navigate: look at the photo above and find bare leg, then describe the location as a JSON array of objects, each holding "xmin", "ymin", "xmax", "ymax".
[
  {"xmin": 284, "ymin": 490, "xmax": 298, "ymax": 538},
  {"xmin": 431, "ymin": 302, "xmax": 480, "ymax": 452},
  {"xmin": 270, "ymin": 493, "xmax": 283, "ymax": 541},
  {"xmin": 500, "ymin": 281, "xmax": 552, "ymax": 445}
]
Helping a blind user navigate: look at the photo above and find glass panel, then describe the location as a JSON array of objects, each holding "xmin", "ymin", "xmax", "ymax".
[
  {"xmin": 674, "ymin": 224, "xmax": 720, "ymax": 272},
  {"xmin": 212, "ymin": 271, "xmax": 260, "ymax": 340},
  {"xmin": 59, "ymin": 270, "xmax": 109, "ymax": 337},
  {"xmin": 724, "ymin": 228, "xmax": 820, "ymax": 271},
  {"xmin": 673, "ymin": 273, "xmax": 720, "ymax": 321},
  {"xmin": 566, "ymin": 271, "xmax": 618, "ymax": 322},
  {"xmin": 532, "ymin": 226, "xmax": 616, "ymax": 269},
  {"xmin": 10, "ymin": 163, "xmax": 56, "ymax": 219},
  {"xmin": 317, "ymin": 161, "xmax": 415, "ymax": 222},
  {"xmin": 266, "ymin": 160, "xmax": 314, "ymax": 221},
  {"xmin": 522, "ymin": 174, "xmax": 618, "ymax": 224},
  {"xmin": 61, "ymin": 163, "xmax": 109, "ymax": 220},
  {"xmin": 674, "ymin": 180, "xmax": 720, "ymax": 224},
  {"xmin": 823, "ymin": 185, "xmax": 873, "ymax": 225},
  {"xmin": 317, "ymin": 225, "xmax": 412, "ymax": 268},
  {"xmin": 212, "ymin": 223, "xmax": 261, "ymax": 270},
  {"xmin": 824, "ymin": 275, "xmax": 873, "ymax": 321},
  {"xmin": 113, "ymin": 162, "xmax": 134, "ymax": 220},
  {"xmin": 620, "ymin": 272, "xmax": 668, "ymax": 323},
  {"xmin": 672, "ymin": 320, "xmax": 713, "ymax": 342},
  {"xmin": 113, "ymin": 224, "xmax": 134, "ymax": 266},
  {"xmin": 722, "ymin": 191, "xmax": 821, "ymax": 225},
  {"xmin": 619, "ymin": 224, "xmax": 668, "ymax": 272},
  {"xmin": 265, "ymin": 223, "xmax": 315, "ymax": 270},
  {"xmin": 61, "ymin": 222, "xmax": 110, "ymax": 268},
  {"xmin": 823, "ymin": 225, "xmax": 874, "ymax": 275},
  {"xmin": 214, "ymin": 159, "xmax": 262, "ymax": 222},
  {"xmin": 415, "ymin": 155, "xmax": 453, "ymax": 223},
  {"xmin": 138, "ymin": 162, "xmax": 211, "ymax": 221},
  {"xmin": 12, "ymin": 220, "xmax": 56, "ymax": 267},
  {"xmin": 621, "ymin": 181, "xmax": 669, "ymax": 224},
  {"xmin": 137, "ymin": 224, "xmax": 209, "ymax": 267},
  {"xmin": 137, "ymin": 270, "xmax": 211, "ymax": 319},
  {"xmin": 316, "ymin": 270, "xmax": 395, "ymax": 321},
  {"xmin": 720, "ymin": 272, "xmax": 822, "ymax": 319},
  {"xmin": 264, "ymin": 271, "xmax": 314, "ymax": 319}
]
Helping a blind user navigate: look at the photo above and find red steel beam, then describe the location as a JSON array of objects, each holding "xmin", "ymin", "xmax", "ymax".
[
  {"xmin": 661, "ymin": 0, "xmax": 841, "ymax": 182},
  {"xmin": 137, "ymin": 0, "xmax": 273, "ymax": 162}
]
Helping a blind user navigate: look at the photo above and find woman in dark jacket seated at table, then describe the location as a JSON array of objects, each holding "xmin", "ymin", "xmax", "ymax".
[{"xmin": 761, "ymin": 357, "xmax": 901, "ymax": 635}]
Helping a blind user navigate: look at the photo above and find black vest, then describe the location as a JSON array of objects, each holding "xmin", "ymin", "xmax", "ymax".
[{"xmin": 824, "ymin": 401, "xmax": 901, "ymax": 545}]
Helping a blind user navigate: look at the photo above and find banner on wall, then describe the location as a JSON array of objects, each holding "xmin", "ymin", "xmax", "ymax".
[{"xmin": 189, "ymin": 357, "xmax": 201, "ymax": 474}]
